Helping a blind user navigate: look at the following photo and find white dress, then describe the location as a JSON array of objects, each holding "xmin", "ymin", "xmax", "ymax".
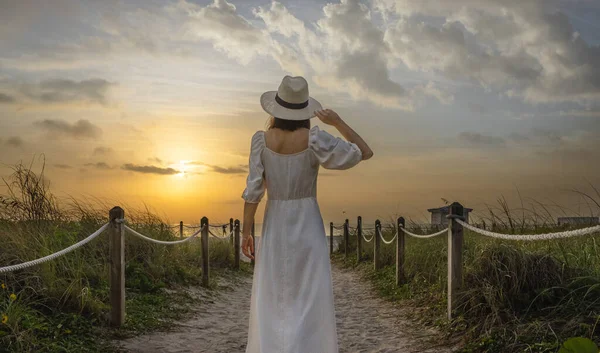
[{"xmin": 242, "ymin": 125, "xmax": 363, "ymax": 353}]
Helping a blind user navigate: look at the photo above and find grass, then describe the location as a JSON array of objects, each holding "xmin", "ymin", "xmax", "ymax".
[
  {"xmin": 0, "ymin": 161, "xmax": 251, "ymax": 352},
  {"xmin": 333, "ymin": 205, "xmax": 600, "ymax": 352}
]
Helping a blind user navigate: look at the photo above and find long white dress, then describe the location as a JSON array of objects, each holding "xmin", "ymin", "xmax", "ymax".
[{"xmin": 242, "ymin": 125, "xmax": 363, "ymax": 353}]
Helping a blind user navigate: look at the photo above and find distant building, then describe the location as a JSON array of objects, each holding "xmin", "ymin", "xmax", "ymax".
[
  {"xmin": 557, "ymin": 217, "xmax": 599, "ymax": 226},
  {"xmin": 428, "ymin": 205, "xmax": 473, "ymax": 226}
]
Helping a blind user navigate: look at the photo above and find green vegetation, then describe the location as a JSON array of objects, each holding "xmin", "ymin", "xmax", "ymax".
[
  {"xmin": 0, "ymin": 161, "xmax": 251, "ymax": 352},
  {"xmin": 333, "ymin": 198, "xmax": 600, "ymax": 352}
]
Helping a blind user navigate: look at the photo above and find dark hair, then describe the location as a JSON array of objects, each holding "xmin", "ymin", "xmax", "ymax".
[{"xmin": 266, "ymin": 116, "xmax": 310, "ymax": 131}]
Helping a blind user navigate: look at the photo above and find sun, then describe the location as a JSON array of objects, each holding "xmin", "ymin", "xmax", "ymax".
[{"xmin": 176, "ymin": 160, "xmax": 190, "ymax": 177}]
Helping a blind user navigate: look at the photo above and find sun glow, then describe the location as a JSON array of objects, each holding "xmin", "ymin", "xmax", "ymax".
[{"xmin": 176, "ymin": 160, "xmax": 190, "ymax": 177}]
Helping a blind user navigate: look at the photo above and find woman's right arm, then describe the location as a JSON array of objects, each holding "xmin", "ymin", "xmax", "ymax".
[{"xmin": 314, "ymin": 109, "xmax": 373, "ymax": 160}]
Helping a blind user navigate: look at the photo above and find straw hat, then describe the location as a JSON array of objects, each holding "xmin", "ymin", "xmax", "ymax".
[{"xmin": 260, "ymin": 75, "xmax": 322, "ymax": 121}]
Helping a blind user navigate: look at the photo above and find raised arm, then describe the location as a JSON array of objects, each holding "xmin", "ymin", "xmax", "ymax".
[{"xmin": 314, "ymin": 109, "xmax": 373, "ymax": 160}]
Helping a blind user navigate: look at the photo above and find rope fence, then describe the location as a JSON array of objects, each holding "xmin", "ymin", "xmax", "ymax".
[
  {"xmin": 400, "ymin": 226, "xmax": 448, "ymax": 239},
  {"xmin": 124, "ymin": 224, "xmax": 205, "ymax": 245},
  {"xmin": 4, "ymin": 201, "xmax": 599, "ymax": 327},
  {"xmin": 329, "ymin": 201, "xmax": 600, "ymax": 321},
  {"xmin": 0, "ymin": 207, "xmax": 250, "ymax": 328},
  {"xmin": 0, "ymin": 223, "xmax": 110, "ymax": 274}
]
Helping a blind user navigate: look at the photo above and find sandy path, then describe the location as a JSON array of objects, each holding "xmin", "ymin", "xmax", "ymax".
[{"xmin": 119, "ymin": 263, "xmax": 455, "ymax": 353}]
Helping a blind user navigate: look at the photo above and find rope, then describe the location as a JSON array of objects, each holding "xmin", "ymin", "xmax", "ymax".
[
  {"xmin": 209, "ymin": 229, "xmax": 234, "ymax": 239},
  {"xmin": 208, "ymin": 223, "xmax": 229, "ymax": 228},
  {"xmin": 400, "ymin": 226, "xmax": 448, "ymax": 239},
  {"xmin": 378, "ymin": 228, "xmax": 398, "ymax": 244},
  {"xmin": 456, "ymin": 219, "xmax": 600, "ymax": 241},
  {"xmin": 124, "ymin": 224, "xmax": 205, "ymax": 244},
  {"xmin": 0, "ymin": 223, "xmax": 110, "ymax": 273},
  {"xmin": 362, "ymin": 232, "xmax": 375, "ymax": 243},
  {"xmin": 183, "ymin": 225, "xmax": 201, "ymax": 229}
]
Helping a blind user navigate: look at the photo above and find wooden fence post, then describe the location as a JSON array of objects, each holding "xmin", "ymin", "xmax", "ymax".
[
  {"xmin": 201, "ymin": 216, "xmax": 209, "ymax": 287},
  {"xmin": 251, "ymin": 222, "xmax": 256, "ymax": 266},
  {"xmin": 234, "ymin": 219, "xmax": 240, "ymax": 270},
  {"xmin": 396, "ymin": 217, "xmax": 406, "ymax": 286},
  {"xmin": 356, "ymin": 216, "xmax": 362, "ymax": 263},
  {"xmin": 109, "ymin": 206, "xmax": 125, "ymax": 327},
  {"xmin": 344, "ymin": 219, "xmax": 349, "ymax": 258},
  {"xmin": 329, "ymin": 222, "xmax": 334, "ymax": 255},
  {"xmin": 374, "ymin": 219, "xmax": 381, "ymax": 270},
  {"xmin": 179, "ymin": 221, "xmax": 183, "ymax": 239},
  {"xmin": 229, "ymin": 218, "xmax": 234, "ymax": 245},
  {"xmin": 447, "ymin": 202, "xmax": 464, "ymax": 320}
]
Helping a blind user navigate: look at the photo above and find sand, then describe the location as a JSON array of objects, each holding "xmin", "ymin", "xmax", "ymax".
[{"xmin": 119, "ymin": 263, "xmax": 457, "ymax": 353}]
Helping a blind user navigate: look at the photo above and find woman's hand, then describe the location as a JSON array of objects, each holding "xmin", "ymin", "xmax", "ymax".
[
  {"xmin": 315, "ymin": 109, "xmax": 342, "ymax": 126},
  {"xmin": 242, "ymin": 234, "xmax": 254, "ymax": 260}
]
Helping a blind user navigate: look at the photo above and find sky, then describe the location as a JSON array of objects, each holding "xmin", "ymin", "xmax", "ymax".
[{"xmin": 1, "ymin": 0, "xmax": 600, "ymax": 225}]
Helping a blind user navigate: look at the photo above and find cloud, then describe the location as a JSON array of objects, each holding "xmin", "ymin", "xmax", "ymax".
[
  {"xmin": 121, "ymin": 163, "xmax": 179, "ymax": 175},
  {"xmin": 84, "ymin": 162, "xmax": 112, "ymax": 170},
  {"xmin": 19, "ymin": 78, "xmax": 113, "ymax": 105},
  {"xmin": 0, "ymin": 93, "xmax": 16, "ymax": 104},
  {"xmin": 34, "ymin": 119, "xmax": 102, "ymax": 139},
  {"xmin": 147, "ymin": 157, "xmax": 163, "ymax": 164},
  {"xmin": 377, "ymin": 0, "xmax": 600, "ymax": 104},
  {"xmin": 5, "ymin": 136, "xmax": 24, "ymax": 148},
  {"xmin": 209, "ymin": 165, "xmax": 247, "ymax": 175},
  {"xmin": 93, "ymin": 146, "xmax": 113, "ymax": 156},
  {"xmin": 176, "ymin": 0, "xmax": 270, "ymax": 65},
  {"xmin": 53, "ymin": 164, "xmax": 72, "ymax": 169},
  {"xmin": 256, "ymin": 0, "xmax": 420, "ymax": 109},
  {"xmin": 189, "ymin": 161, "xmax": 247, "ymax": 175},
  {"xmin": 458, "ymin": 132, "xmax": 506, "ymax": 147}
]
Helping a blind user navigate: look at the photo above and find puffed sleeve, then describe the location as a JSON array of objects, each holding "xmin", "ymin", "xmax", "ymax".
[
  {"xmin": 241, "ymin": 131, "xmax": 266, "ymax": 203},
  {"xmin": 308, "ymin": 126, "xmax": 363, "ymax": 170}
]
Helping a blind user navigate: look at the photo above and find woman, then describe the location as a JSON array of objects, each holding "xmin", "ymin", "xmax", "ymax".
[{"xmin": 241, "ymin": 75, "xmax": 373, "ymax": 353}]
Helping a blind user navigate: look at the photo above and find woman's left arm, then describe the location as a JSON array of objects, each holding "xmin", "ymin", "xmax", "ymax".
[{"xmin": 242, "ymin": 201, "xmax": 259, "ymax": 260}]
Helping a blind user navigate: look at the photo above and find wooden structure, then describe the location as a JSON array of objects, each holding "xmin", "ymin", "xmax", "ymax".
[
  {"xmin": 428, "ymin": 205, "xmax": 473, "ymax": 226},
  {"xmin": 557, "ymin": 217, "xmax": 599, "ymax": 226}
]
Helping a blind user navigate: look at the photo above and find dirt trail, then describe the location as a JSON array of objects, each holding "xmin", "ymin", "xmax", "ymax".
[{"xmin": 119, "ymin": 263, "xmax": 456, "ymax": 353}]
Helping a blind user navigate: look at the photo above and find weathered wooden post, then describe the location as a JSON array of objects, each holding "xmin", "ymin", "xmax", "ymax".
[
  {"xmin": 109, "ymin": 206, "xmax": 125, "ymax": 327},
  {"xmin": 344, "ymin": 219, "xmax": 349, "ymax": 258},
  {"xmin": 396, "ymin": 217, "xmax": 406, "ymax": 286},
  {"xmin": 329, "ymin": 222, "xmax": 334, "ymax": 255},
  {"xmin": 234, "ymin": 219, "xmax": 240, "ymax": 270},
  {"xmin": 251, "ymin": 222, "xmax": 256, "ymax": 266},
  {"xmin": 179, "ymin": 221, "xmax": 183, "ymax": 239},
  {"xmin": 201, "ymin": 216, "xmax": 209, "ymax": 287},
  {"xmin": 447, "ymin": 202, "xmax": 464, "ymax": 320},
  {"xmin": 229, "ymin": 218, "xmax": 234, "ymax": 245},
  {"xmin": 374, "ymin": 219, "xmax": 381, "ymax": 270},
  {"xmin": 356, "ymin": 216, "xmax": 362, "ymax": 263}
]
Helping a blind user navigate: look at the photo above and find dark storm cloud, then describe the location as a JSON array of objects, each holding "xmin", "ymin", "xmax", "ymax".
[
  {"xmin": 121, "ymin": 164, "xmax": 179, "ymax": 175},
  {"xmin": 34, "ymin": 119, "xmax": 102, "ymax": 139}
]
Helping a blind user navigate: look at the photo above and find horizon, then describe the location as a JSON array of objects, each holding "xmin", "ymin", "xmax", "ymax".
[{"xmin": 1, "ymin": 0, "xmax": 600, "ymax": 224}]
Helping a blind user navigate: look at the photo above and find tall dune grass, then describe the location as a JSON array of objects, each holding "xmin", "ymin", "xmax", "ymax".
[
  {"xmin": 334, "ymin": 196, "xmax": 600, "ymax": 352},
  {"xmin": 0, "ymin": 161, "xmax": 245, "ymax": 352}
]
